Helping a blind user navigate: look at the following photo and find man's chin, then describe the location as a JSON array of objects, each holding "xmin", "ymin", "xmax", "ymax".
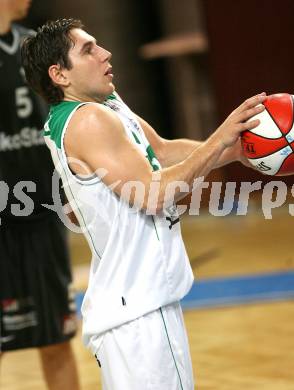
[{"xmin": 109, "ymin": 83, "xmax": 115, "ymax": 93}]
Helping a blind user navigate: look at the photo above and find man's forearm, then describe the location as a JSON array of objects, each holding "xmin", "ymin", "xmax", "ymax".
[
  {"xmin": 160, "ymin": 138, "xmax": 202, "ymax": 167},
  {"xmin": 138, "ymin": 115, "xmax": 241, "ymax": 169},
  {"xmin": 161, "ymin": 137, "xmax": 239, "ymax": 169},
  {"xmin": 148, "ymin": 134, "xmax": 226, "ymax": 212}
]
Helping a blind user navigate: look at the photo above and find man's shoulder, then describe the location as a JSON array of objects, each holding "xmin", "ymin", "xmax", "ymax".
[
  {"xmin": 66, "ymin": 101, "xmax": 125, "ymax": 145},
  {"xmin": 46, "ymin": 101, "xmax": 120, "ymax": 149},
  {"xmin": 71, "ymin": 102, "xmax": 117, "ymax": 132}
]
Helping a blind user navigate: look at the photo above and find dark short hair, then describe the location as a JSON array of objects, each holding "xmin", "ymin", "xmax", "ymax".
[{"xmin": 21, "ymin": 18, "xmax": 84, "ymax": 104}]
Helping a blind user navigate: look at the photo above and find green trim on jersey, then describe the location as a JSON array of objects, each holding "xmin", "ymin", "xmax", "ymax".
[
  {"xmin": 44, "ymin": 101, "xmax": 82, "ymax": 149},
  {"xmin": 44, "ymin": 95, "xmax": 160, "ymax": 174},
  {"xmin": 107, "ymin": 93, "xmax": 116, "ymax": 100},
  {"xmin": 132, "ymin": 131, "xmax": 141, "ymax": 144},
  {"xmin": 44, "ymin": 95, "xmax": 117, "ymax": 149},
  {"xmin": 146, "ymin": 145, "xmax": 160, "ymax": 171}
]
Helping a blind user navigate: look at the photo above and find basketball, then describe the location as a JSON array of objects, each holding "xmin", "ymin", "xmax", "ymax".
[{"xmin": 241, "ymin": 93, "xmax": 294, "ymax": 176}]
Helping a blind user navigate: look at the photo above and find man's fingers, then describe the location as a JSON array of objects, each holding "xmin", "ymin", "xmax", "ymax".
[
  {"xmin": 240, "ymin": 118, "xmax": 261, "ymax": 131},
  {"xmin": 234, "ymin": 93, "xmax": 267, "ymax": 115},
  {"xmin": 238, "ymin": 104, "xmax": 265, "ymax": 122}
]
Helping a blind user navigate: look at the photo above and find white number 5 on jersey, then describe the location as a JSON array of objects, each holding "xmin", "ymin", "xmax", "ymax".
[{"xmin": 16, "ymin": 86, "xmax": 33, "ymax": 118}]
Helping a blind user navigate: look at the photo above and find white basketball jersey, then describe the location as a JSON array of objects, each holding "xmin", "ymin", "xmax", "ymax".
[{"xmin": 44, "ymin": 93, "xmax": 194, "ymax": 350}]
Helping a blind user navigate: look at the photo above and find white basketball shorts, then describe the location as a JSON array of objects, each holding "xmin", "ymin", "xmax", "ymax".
[{"xmin": 94, "ymin": 301, "xmax": 195, "ymax": 390}]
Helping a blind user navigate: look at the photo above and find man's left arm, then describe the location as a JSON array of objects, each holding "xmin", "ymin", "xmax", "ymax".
[{"xmin": 136, "ymin": 116, "xmax": 246, "ymax": 169}]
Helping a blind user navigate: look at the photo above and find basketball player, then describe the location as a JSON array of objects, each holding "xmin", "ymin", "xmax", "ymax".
[
  {"xmin": 0, "ymin": 3, "xmax": 80, "ymax": 389},
  {"xmin": 21, "ymin": 18, "xmax": 266, "ymax": 390}
]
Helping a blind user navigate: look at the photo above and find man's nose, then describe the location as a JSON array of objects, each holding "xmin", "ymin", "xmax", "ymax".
[{"xmin": 98, "ymin": 47, "xmax": 112, "ymax": 62}]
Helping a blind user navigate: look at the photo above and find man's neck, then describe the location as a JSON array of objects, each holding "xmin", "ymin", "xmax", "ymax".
[
  {"xmin": 0, "ymin": 14, "xmax": 12, "ymax": 35},
  {"xmin": 64, "ymin": 92, "xmax": 106, "ymax": 104}
]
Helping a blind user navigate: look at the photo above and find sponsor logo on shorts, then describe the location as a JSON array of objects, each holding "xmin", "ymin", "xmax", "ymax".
[
  {"xmin": 2, "ymin": 312, "xmax": 38, "ymax": 331},
  {"xmin": 0, "ymin": 335, "xmax": 15, "ymax": 343},
  {"xmin": 1, "ymin": 297, "xmax": 34, "ymax": 313},
  {"xmin": 1, "ymin": 299, "xmax": 19, "ymax": 312},
  {"xmin": 1, "ymin": 297, "xmax": 38, "ymax": 331}
]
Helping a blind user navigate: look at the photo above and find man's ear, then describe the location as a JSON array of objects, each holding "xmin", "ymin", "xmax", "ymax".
[{"xmin": 48, "ymin": 64, "xmax": 70, "ymax": 87}]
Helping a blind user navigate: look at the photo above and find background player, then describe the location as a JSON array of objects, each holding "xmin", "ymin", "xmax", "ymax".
[
  {"xmin": 0, "ymin": 2, "xmax": 80, "ymax": 389},
  {"xmin": 21, "ymin": 18, "xmax": 266, "ymax": 389}
]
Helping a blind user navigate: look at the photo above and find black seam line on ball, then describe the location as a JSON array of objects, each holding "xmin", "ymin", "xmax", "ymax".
[
  {"xmin": 276, "ymin": 153, "xmax": 292, "ymax": 175},
  {"xmin": 264, "ymin": 103, "xmax": 294, "ymax": 151},
  {"xmin": 244, "ymin": 133, "xmax": 284, "ymax": 141}
]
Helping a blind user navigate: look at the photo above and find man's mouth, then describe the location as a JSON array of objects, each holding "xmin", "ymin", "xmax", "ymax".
[{"xmin": 105, "ymin": 66, "xmax": 113, "ymax": 76}]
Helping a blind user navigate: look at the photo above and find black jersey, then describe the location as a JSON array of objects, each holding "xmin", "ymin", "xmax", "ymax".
[{"xmin": 0, "ymin": 24, "xmax": 57, "ymax": 222}]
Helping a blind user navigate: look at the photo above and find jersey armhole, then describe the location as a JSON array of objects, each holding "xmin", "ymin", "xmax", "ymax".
[{"xmin": 60, "ymin": 102, "xmax": 101, "ymax": 185}]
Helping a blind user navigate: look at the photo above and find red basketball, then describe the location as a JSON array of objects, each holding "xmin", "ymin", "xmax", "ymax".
[{"xmin": 241, "ymin": 93, "xmax": 294, "ymax": 176}]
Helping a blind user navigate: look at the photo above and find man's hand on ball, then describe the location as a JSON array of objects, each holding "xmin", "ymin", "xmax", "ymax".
[
  {"xmin": 215, "ymin": 93, "xmax": 267, "ymax": 148},
  {"xmin": 216, "ymin": 138, "xmax": 252, "ymax": 168},
  {"xmin": 234, "ymin": 138, "xmax": 253, "ymax": 168}
]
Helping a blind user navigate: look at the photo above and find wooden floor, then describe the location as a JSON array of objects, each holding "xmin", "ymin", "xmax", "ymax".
[{"xmin": 1, "ymin": 207, "xmax": 294, "ymax": 389}]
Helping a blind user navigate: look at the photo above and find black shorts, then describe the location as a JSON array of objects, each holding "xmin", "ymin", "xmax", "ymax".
[{"xmin": 0, "ymin": 214, "xmax": 77, "ymax": 351}]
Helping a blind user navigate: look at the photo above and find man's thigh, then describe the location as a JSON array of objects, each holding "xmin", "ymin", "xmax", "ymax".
[{"xmin": 95, "ymin": 302, "xmax": 194, "ymax": 390}]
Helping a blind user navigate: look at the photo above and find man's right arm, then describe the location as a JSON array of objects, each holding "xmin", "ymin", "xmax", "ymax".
[{"xmin": 64, "ymin": 94, "xmax": 266, "ymax": 214}]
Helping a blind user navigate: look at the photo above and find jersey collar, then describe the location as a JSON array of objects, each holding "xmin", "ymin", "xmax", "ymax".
[{"xmin": 0, "ymin": 27, "xmax": 19, "ymax": 55}]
